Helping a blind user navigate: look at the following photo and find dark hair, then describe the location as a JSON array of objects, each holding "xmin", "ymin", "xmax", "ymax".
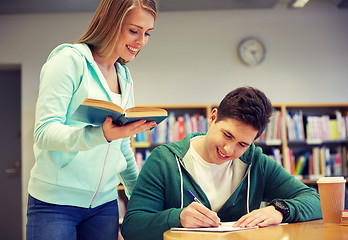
[{"xmin": 217, "ymin": 86, "xmax": 273, "ymax": 139}]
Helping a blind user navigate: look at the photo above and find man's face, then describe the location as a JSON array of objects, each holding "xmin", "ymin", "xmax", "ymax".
[{"xmin": 202, "ymin": 109, "xmax": 258, "ymax": 165}]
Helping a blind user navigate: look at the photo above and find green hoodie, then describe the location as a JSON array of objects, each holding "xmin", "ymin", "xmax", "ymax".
[
  {"xmin": 28, "ymin": 43, "xmax": 138, "ymax": 208},
  {"xmin": 121, "ymin": 133, "xmax": 322, "ymax": 240}
]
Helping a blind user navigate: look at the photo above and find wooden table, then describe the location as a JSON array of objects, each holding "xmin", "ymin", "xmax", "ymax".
[{"xmin": 163, "ymin": 220, "xmax": 348, "ymax": 240}]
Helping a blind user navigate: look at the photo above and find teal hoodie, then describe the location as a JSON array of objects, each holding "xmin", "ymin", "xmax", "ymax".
[
  {"xmin": 28, "ymin": 43, "xmax": 138, "ymax": 208},
  {"xmin": 121, "ymin": 133, "xmax": 322, "ymax": 240}
]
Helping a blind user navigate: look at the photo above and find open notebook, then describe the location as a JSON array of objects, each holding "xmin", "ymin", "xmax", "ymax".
[{"xmin": 170, "ymin": 221, "xmax": 258, "ymax": 232}]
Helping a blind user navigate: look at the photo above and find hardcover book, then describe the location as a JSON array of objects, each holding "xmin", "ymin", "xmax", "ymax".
[
  {"xmin": 342, "ymin": 210, "xmax": 348, "ymax": 226},
  {"xmin": 71, "ymin": 98, "xmax": 168, "ymax": 127}
]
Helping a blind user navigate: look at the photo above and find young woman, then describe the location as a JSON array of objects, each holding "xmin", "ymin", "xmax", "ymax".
[{"xmin": 26, "ymin": 0, "xmax": 157, "ymax": 239}]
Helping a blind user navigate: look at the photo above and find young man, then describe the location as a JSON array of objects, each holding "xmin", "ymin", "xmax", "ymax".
[{"xmin": 121, "ymin": 87, "xmax": 322, "ymax": 240}]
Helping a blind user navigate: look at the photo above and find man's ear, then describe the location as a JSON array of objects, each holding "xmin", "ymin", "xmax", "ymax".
[{"xmin": 208, "ymin": 108, "xmax": 218, "ymax": 126}]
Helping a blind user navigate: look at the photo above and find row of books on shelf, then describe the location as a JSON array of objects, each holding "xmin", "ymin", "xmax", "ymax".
[
  {"xmin": 286, "ymin": 110, "xmax": 348, "ymax": 142},
  {"xmin": 134, "ymin": 112, "xmax": 208, "ymax": 145},
  {"xmin": 134, "ymin": 109, "xmax": 348, "ymax": 146},
  {"xmin": 270, "ymin": 146, "xmax": 348, "ymax": 177},
  {"xmin": 135, "ymin": 144, "xmax": 348, "ymax": 180},
  {"xmin": 244, "ymin": 109, "xmax": 348, "ymax": 145},
  {"xmin": 257, "ymin": 109, "xmax": 282, "ymax": 144}
]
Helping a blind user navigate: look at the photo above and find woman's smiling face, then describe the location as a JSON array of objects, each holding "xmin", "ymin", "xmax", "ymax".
[{"xmin": 116, "ymin": 7, "xmax": 155, "ymax": 62}]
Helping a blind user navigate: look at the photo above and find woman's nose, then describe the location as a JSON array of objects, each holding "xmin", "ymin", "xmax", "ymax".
[{"xmin": 136, "ymin": 34, "xmax": 147, "ymax": 46}]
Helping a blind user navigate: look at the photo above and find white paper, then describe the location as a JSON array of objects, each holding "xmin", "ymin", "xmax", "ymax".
[{"xmin": 170, "ymin": 221, "xmax": 258, "ymax": 232}]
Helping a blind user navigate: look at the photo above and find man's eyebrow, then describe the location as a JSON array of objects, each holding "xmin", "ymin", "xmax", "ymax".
[
  {"xmin": 130, "ymin": 24, "xmax": 154, "ymax": 31},
  {"xmin": 223, "ymin": 129, "xmax": 250, "ymax": 146},
  {"xmin": 223, "ymin": 129, "xmax": 233, "ymax": 138}
]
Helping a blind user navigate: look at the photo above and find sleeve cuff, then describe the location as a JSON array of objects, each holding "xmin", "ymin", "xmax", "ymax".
[
  {"xmin": 85, "ymin": 125, "xmax": 109, "ymax": 147},
  {"xmin": 167, "ymin": 208, "xmax": 183, "ymax": 228}
]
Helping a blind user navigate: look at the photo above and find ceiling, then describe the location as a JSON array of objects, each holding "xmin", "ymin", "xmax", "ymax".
[{"xmin": 0, "ymin": 0, "xmax": 346, "ymax": 15}]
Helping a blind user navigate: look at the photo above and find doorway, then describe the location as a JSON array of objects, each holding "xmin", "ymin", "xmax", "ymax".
[{"xmin": 0, "ymin": 67, "xmax": 22, "ymax": 240}]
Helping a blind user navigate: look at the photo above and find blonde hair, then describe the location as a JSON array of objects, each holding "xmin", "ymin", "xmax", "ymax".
[{"xmin": 76, "ymin": 0, "xmax": 157, "ymax": 64}]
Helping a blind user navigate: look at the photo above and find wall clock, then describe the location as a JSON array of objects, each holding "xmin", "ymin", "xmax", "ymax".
[{"xmin": 238, "ymin": 37, "xmax": 266, "ymax": 66}]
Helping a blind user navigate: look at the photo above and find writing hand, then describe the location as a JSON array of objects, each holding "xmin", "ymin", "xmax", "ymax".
[
  {"xmin": 180, "ymin": 202, "xmax": 220, "ymax": 228},
  {"xmin": 233, "ymin": 206, "xmax": 283, "ymax": 228},
  {"xmin": 102, "ymin": 116, "xmax": 156, "ymax": 141}
]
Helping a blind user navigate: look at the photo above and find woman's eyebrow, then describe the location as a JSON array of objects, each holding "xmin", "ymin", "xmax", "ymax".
[{"xmin": 130, "ymin": 24, "xmax": 154, "ymax": 31}]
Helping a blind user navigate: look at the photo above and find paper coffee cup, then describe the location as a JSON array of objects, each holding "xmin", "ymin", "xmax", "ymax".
[{"xmin": 317, "ymin": 176, "xmax": 346, "ymax": 223}]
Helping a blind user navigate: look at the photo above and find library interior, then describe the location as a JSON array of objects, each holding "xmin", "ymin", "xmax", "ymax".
[{"xmin": 0, "ymin": 0, "xmax": 347, "ymax": 239}]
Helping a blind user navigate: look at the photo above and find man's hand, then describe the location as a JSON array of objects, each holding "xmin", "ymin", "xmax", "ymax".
[
  {"xmin": 180, "ymin": 202, "xmax": 220, "ymax": 228},
  {"xmin": 102, "ymin": 117, "xmax": 156, "ymax": 141},
  {"xmin": 233, "ymin": 206, "xmax": 283, "ymax": 228}
]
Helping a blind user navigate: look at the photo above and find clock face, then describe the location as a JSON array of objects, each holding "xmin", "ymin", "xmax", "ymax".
[{"xmin": 238, "ymin": 38, "xmax": 266, "ymax": 66}]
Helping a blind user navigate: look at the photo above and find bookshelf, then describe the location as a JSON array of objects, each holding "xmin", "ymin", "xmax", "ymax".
[
  {"xmin": 132, "ymin": 104, "xmax": 213, "ymax": 170},
  {"xmin": 118, "ymin": 103, "xmax": 348, "ymax": 223},
  {"xmin": 282, "ymin": 103, "xmax": 348, "ymax": 179},
  {"xmin": 130, "ymin": 103, "xmax": 348, "ymax": 178}
]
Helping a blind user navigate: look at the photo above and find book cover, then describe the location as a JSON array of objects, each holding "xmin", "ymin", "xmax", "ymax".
[
  {"xmin": 312, "ymin": 147, "xmax": 321, "ymax": 176},
  {"xmin": 342, "ymin": 210, "xmax": 348, "ymax": 225},
  {"xmin": 272, "ymin": 148, "xmax": 282, "ymax": 166},
  {"xmin": 266, "ymin": 111, "xmax": 275, "ymax": 141},
  {"xmin": 294, "ymin": 111, "xmax": 302, "ymax": 140},
  {"xmin": 342, "ymin": 147, "xmax": 347, "ymax": 176},
  {"xmin": 329, "ymin": 119, "xmax": 339, "ymax": 140},
  {"xmin": 294, "ymin": 154, "xmax": 308, "ymax": 175},
  {"xmin": 177, "ymin": 116, "xmax": 186, "ymax": 141},
  {"xmin": 71, "ymin": 98, "xmax": 168, "ymax": 127},
  {"xmin": 298, "ymin": 110, "xmax": 305, "ymax": 140},
  {"xmin": 289, "ymin": 148, "xmax": 295, "ymax": 175},
  {"xmin": 283, "ymin": 147, "xmax": 292, "ymax": 174},
  {"xmin": 275, "ymin": 110, "xmax": 282, "ymax": 140},
  {"xmin": 285, "ymin": 111, "xmax": 295, "ymax": 141}
]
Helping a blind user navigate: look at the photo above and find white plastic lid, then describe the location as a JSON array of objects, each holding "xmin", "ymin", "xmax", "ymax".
[{"xmin": 317, "ymin": 176, "xmax": 346, "ymax": 183}]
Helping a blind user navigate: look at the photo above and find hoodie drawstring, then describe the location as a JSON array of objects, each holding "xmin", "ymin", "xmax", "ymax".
[
  {"xmin": 175, "ymin": 156, "xmax": 184, "ymax": 208},
  {"xmin": 176, "ymin": 155, "xmax": 252, "ymax": 214},
  {"xmin": 246, "ymin": 164, "xmax": 251, "ymax": 214}
]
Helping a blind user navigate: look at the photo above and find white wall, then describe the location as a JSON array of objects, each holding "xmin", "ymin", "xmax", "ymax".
[
  {"xmin": 0, "ymin": 1, "xmax": 347, "ymax": 238},
  {"xmin": 130, "ymin": 2, "xmax": 348, "ymax": 104}
]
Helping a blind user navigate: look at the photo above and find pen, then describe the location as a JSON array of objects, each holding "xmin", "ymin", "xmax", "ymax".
[
  {"xmin": 187, "ymin": 190, "xmax": 221, "ymax": 226},
  {"xmin": 187, "ymin": 190, "xmax": 202, "ymax": 204}
]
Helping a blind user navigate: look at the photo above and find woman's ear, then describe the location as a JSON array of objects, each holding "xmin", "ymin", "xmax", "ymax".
[{"xmin": 208, "ymin": 108, "xmax": 218, "ymax": 126}]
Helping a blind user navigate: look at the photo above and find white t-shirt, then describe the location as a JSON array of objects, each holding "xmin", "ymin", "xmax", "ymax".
[
  {"xmin": 183, "ymin": 137, "xmax": 234, "ymax": 212},
  {"xmin": 109, "ymin": 91, "xmax": 122, "ymax": 105}
]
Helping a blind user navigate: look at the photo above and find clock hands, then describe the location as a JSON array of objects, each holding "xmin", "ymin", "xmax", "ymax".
[{"xmin": 238, "ymin": 37, "xmax": 266, "ymax": 66}]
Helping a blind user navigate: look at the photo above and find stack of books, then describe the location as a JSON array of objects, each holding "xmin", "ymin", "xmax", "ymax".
[{"xmin": 342, "ymin": 210, "xmax": 348, "ymax": 225}]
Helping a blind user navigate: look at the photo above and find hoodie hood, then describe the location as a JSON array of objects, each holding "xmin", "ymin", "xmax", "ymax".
[
  {"xmin": 47, "ymin": 43, "xmax": 132, "ymax": 84},
  {"xmin": 48, "ymin": 43, "xmax": 93, "ymax": 62},
  {"xmin": 46, "ymin": 43, "xmax": 134, "ymax": 109}
]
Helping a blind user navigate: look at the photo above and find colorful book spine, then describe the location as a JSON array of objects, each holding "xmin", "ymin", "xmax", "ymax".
[{"xmin": 134, "ymin": 112, "xmax": 208, "ymax": 145}]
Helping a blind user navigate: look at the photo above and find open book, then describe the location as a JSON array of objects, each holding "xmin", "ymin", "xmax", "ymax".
[
  {"xmin": 71, "ymin": 98, "xmax": 168, "ymax": 127},
  {"xmin": 170, "ymin": 221, "xmax": 258, "ymax": 232}
]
